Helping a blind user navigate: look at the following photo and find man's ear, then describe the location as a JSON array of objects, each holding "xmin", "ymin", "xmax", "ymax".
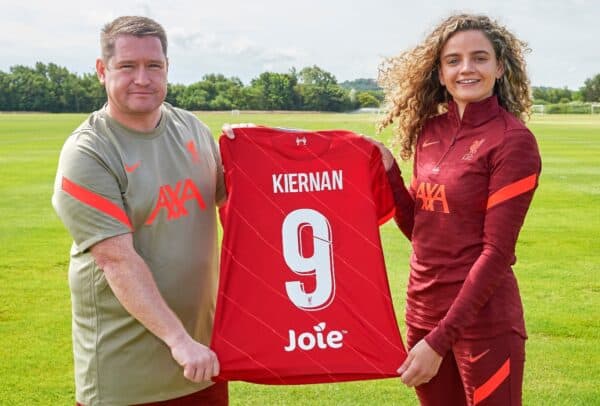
[{"xmin": 96, "ymin": 58, "xmax": 106, "ymax": 85}]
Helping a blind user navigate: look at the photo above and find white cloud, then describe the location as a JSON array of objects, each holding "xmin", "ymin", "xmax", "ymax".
[{"xmin": 1, "ymin": 0, "xmax": 599, "ymax": 88}]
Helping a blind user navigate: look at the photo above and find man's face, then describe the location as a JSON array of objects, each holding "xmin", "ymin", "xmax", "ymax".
[{"xmin": 97, "ymin": 35, "xmax": 168, "ymax": 119}]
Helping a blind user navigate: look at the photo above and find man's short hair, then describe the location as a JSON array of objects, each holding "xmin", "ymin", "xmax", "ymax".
[{"xmin": 100, "ymin": 16, "xmax": 168, "ymax": 61}]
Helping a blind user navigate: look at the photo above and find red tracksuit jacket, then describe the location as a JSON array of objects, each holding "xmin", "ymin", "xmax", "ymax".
[{"xmin": 387, "ymin": 95, "xmax": 541, "ymax": 355}]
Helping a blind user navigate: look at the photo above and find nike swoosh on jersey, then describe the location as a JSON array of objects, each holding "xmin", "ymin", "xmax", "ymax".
[
  {"xmin": 422, "ymin": 140, "xmax": 440, "ymax": 148},
  {"xmin": 468, "ymin": 349, "xmax": 490, "ymax": 363},
  {"xmin": 125, "ymin": 161, "xmax": 141, "ymax": 173}
]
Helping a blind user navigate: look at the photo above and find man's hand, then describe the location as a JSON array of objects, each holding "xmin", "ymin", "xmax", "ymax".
[
  {"xmin": 397, "ymin": 339, "xmax": 443, "ymax": 387},
  {"xmin": 91, "ymin": 234, "xmax": 220, "ymax": 383},
  {"xmin": 168, "ymin": 333, "xmax": 220, "ymax": 383},
  {"xmin": 360, "ymin": 135, "xmax": 395, "ymax": 171},
  {"xmin": 222, "ymin": 123, "xmax": 256, "ymax": 139}
]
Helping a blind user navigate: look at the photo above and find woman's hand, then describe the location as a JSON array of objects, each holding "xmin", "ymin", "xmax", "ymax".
[{"xmin": 397, "ymin": 339, "xmax": 443, "ymax": 387}]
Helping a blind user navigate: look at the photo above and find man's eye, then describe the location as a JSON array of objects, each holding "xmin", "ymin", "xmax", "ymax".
[
  {"xmin": 119, "ymin": 65, "xmax": 135, "ymax": 71},
  {"xmin": 148, "ymin": 64, "xmax": 163, "ymax": 70}
]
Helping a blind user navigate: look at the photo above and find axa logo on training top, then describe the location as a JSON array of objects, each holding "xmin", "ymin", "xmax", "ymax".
[
  {"xmin": 284, "ymin": 322, "xmax": 347, "ymax": 352},
  {"xmin": 415, "ymin": 182, "xmax": 450, "ymax": 213},
  {"xmin": 145, "ymin": 178, "xmax": 206, "ymax": 225}
]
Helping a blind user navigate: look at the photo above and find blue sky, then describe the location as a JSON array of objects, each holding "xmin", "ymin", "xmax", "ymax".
[{"xmin": 0, "ymin": 0, "xmax": 598, "ymax": 89}]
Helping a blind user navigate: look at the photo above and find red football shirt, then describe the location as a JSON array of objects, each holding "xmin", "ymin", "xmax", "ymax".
[{"xmin": 211, "ymin": 126, "xmax": 406, "ymax": 384}]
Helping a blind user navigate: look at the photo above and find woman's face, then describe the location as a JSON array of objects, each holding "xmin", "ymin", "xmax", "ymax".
[{"xmin": 438, "ymin": 30, "xmax": 504, "ymax": 114}]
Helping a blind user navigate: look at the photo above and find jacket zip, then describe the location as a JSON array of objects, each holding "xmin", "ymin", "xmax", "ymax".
[{"xmin": 432, "ymin": 126, "xmax": 460, "ymax": 174}]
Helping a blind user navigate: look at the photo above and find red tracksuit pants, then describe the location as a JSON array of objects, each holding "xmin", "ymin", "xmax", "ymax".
[{"xmin": 407, "ymin": 327, "xmax": 525, "ymax": 406}]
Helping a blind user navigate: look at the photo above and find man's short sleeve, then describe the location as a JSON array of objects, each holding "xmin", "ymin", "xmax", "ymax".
[{"xmin": 52, "ymin": 135, "xmax": 132, "ymax": 253}]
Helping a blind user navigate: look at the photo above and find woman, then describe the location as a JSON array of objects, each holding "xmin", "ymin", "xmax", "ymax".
[{"xmin": 379, "ymin": 14, "xmax": 541, "ymax": 405}]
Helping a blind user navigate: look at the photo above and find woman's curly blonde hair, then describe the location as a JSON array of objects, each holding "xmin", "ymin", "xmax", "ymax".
[{"xmin": 378, "ymin": 14, "xmax": 532, "ymax": 160}]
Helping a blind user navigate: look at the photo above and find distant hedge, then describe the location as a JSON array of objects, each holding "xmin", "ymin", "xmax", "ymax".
[{"xmin": 533, "ymin": 103, "xmax": 600, "ymax": 114}]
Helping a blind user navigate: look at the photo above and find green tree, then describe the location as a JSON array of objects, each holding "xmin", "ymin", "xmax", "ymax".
[
  {"xmin": 339, "ymin": 78, "xmax": 381, "ymax": 91},
  {"xmin": 0, "ymin": 70, "xmax": 11, "ymax": 110},
  {"xmin": 8, "ymin": 64, "xmax": 50, "ymax": 111},
  {"xmin": 177, "ymin": 82, "xmax": 210, "ymax": 110},
  {"xmin": 532, "ymin": 86, "xmax": 573, "ymax": 104},
  {"xmin": 298, "ymin": 65, "xmax": 337, "ymax": 87},
  {"xmin": 357, "ymin": 92, "xmax": 381, "ymax": 108},
  {"xmin": 580, "ymin": 74, "xmax": 600, "ymax": 102},
  {"xmin": 45, "ymin": 63, "xmax": 85, "ymax": 112},
  {"xmin": 78, "ymin": 72, "xmax": 106, "ymax": 112},
  {"xmin": 250, "ymin": 72, "xmax": 299, "ymax": 110},
  {"xmin": 166, "ymin": 83, "xmax": 186, "ymax": 107},
  {"xmin": 297, "ymin": 83, "xmax": 353, "ymax": 111},
  {"xmin": 206, "ymin": 74, "xmax": 246, "ymax": 110},
  {"xmin": 174, "ymin": 75, "xmax": 248, "ymax": 110},
  {"xmin": 210, "ymin": 94, "xmax": 233, "ymax": 110},
  {"xmin": 296, "ymin": 66, "xmax": 354, "ymax": 111}
]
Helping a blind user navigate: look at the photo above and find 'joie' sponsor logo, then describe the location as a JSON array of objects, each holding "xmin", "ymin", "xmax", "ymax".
[{"xmin": 283, "ymin": 322, "xmax": 347, "ymax": 352}]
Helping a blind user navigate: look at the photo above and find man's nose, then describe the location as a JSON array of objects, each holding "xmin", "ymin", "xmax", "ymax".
[{"xmin": 133, "ymin": 67, "xmax": 151, "ymax": 85}]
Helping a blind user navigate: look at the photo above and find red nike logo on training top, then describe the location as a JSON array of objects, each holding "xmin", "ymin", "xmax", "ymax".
[
  {"xmin": 468, "ymin": 349, "xmax": 490, "ymax": 363},
  {"xmin": 125, "ymin": 161, "xmax": 141, "ymax": 173},
  {"xmin": 423, "ymin": 140, "xmax": 440, "ymax": 148}
]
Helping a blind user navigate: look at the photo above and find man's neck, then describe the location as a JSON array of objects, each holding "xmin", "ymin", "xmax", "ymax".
[{"xmin": 106, "ymin": 104, "xmax": 162, "ymax": 133}]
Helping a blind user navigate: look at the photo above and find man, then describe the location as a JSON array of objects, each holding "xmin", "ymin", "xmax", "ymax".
[{"xmin": 52, "ymin": 16, "xmax": 227, "ymax": 405}]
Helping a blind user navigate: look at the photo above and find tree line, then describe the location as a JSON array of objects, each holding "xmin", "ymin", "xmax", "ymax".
[
  {"xmin": 0, "ymin": 63, "xmax": 383, "ymax": 113},
  {"xmin": 532, "ymin": 74, "xmax": 600, "ymax": 104},
  {"xmin": 0, "ymin": 62, "xmax": 597, "ymax": 113}
]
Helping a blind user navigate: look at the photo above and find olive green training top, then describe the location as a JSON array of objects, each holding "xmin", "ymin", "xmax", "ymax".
[{"xmin": 52, "ymin": 103, "xmax": 225, "ymax": 405}]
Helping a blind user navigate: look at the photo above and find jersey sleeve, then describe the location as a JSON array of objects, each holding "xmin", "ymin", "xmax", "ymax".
[
  {"xmin": 386, "ymin": 160, "xmax": 414, "ymax": 240},
  {"xmin": 52, "ymin": 134, "xmax": 132, "ymax": 253},
  {"xmin": 217, "ymin": 134, "xmax": 233, "ymax": 224},
  {"xmin": 425, "ymin": 130, "xmax": 541, "ymax": 355},
  {"xmin": 369, "ymin": 145, "xmax": 396, "ymax": 226},
  {"xmin": 205, "ymin": 126, "xmax": 226, "ymax": 206}
]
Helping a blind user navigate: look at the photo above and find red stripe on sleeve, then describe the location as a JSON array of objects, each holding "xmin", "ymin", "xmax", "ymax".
[
  {"xmin": 62, "ymin": 176, "xmax": 133, "ymax": 230},
  {"xmin": 473, "ymin": 358, "xmax": 510, "ymax": 405},
  {"xmin": 378, "ymin": 207, "xmax": 396, "ymax": 226},
  {"xmin": 487, "ymin": 174, "xmax": 537, "ymax": 209}
]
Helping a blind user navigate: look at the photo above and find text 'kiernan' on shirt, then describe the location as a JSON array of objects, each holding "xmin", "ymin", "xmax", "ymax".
[{"xmin": 272, "ymin": 170, "xmax": 344, "ymax": 194}]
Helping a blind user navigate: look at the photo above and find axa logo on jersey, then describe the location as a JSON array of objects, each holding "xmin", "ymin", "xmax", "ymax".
[{"xmin": 284, "ymin": 322, "xmax": 347, "ymax": 352}]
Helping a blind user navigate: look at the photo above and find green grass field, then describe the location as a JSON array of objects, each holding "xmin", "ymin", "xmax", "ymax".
[{"xmin": 0, "ymin": 112, "xmax": 598, "ymax": 405}]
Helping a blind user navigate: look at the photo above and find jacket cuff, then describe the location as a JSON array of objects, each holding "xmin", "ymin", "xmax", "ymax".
[{"xmin": 424, "ymin": 326, "xmax": 452, "ymax": 357}]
